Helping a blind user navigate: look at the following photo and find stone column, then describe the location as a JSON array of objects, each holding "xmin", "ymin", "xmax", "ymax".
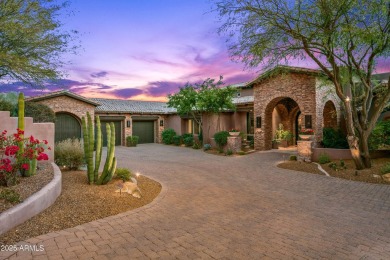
[
  {"xmin": 297, "ymin": 140, "xmax": 313, "ymax": 162},
  {"xmin": 227, "ymin": 136, "xmax": 242, "ymax": 153}
]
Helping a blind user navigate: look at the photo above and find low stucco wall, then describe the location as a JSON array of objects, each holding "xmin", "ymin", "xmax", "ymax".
[
  {"xmin": 0, "ymin": 162, "xmax": 62, "ymax": 235},
  {"xmin": 0, "ymin": 111, "xmax": 54, "ymax": 162},
  {"xmin": 312, "ymin": 148, "xmax": 352, "ymax": 162}
]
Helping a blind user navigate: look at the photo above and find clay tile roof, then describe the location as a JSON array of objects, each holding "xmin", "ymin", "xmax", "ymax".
[
  {"xmin": 90, "ymin": 98, "xmax": 177, "ymax": 114},
  {"xmin": 25, "ymin": 90, "xmax": 100, "ymax": 106}
]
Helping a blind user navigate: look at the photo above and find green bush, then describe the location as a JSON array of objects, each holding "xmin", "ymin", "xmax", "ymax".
[
  {"xmin": 115, "ymin": 168, "xmax": 133, "ymax": 182},
  {"xmin": 214, "ymin": 131, "xmax": 229, "ymax": 148},
  {"xmin": 182, "ymin": 133, "xmax": 193, "ymax": 140},
  {"xmin": 192, "ymin": 141, "xmax": 201, "ymax": 149},
  {"xmin": 237, "ymin": 151, "xmax": 245, "ymax": 155},
  {"xmin": 381, "ymin": 163, "xmax": 390, "ymax": 175},
  {"xmin": 0, "ymin": 99, "xmax": 15, "ymax": 113},
  {"xmin": 369, "ymin": 121, "xmax": 390, "ymax": 150},
  {"xmin": 318, "ymin": 152, "xmax": 331, "ymax": 164},
  {"xmin": 172, "ymin": 135, "xmax": 182, "ymax": 146},
  {"xmin": 225, "ymin": 149, "xmax": 233, "ymax": 156},
  {"xmin": 126, "ymin": 136, "xmax": 139, "ymax": 147},
  {"xmin": 55, "ymin": 138, "xmax": 85, "ymax": 170},
  {"xmin": 184, "ymin": 135, "xmax": 194, "ymax": 147},
  {"xmin": 25, "ymin": 102, "xmax": 55, "ymax": 123},
  {"xmin": 0, "ymin": 189, "xmax": 21, "ymax": 203},
  {"xmin": 161, "ymin": 128, "xmax": 176, "ymax": 144},
  {"xmin": 289, "ymin": 155, "xmax": 297, "ymax": 161},
  {"xmin": 322, "ymin": 128, "xmax": 349, "ymax": 149}
]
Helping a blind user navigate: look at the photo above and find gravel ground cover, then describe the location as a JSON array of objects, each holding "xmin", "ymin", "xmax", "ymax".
[
  {"xmin": 0, "ymin": 170, "xmax": 161, "ymax": 245},
  {"xmin": 278, "ymin": 158, "xmax": 390, "ymax": 184},
  {"xmin": 0, "ymin": 162, "xmax": 53, "ymax": 214}
]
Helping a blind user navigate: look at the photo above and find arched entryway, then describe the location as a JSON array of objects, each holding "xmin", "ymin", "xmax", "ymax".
[
  {"xmin": 264, "ymin": 97, "xmax": 301, "ymax": 149},
  {"xmin": 323, "ymin": 100, "xmax": 338, "ymax": 129},
  {"xmin": 55, "ymin": 112, "xmax": 81, "ymax": 143}
]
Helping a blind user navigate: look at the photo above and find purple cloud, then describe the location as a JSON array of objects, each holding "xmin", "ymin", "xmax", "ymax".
[
  {"xmin": 91, "ymin": 71, "xmax": 108, "ymax": 78},
  {"xmin": 144, "ymin": 81, "xmax": 185, "ymax": 97},
  {"xmin": 110, "ymin": 88, "xmax": 143, "ymax": 99}
]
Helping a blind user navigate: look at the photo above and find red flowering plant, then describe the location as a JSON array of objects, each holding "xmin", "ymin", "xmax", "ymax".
[
  {"xmin": 299, "ymin": 128, "xmax": 315, "ymax": 135},
  {"xmin": 0, "ymin": 129, "xmax": 50, "ymax": 186}
]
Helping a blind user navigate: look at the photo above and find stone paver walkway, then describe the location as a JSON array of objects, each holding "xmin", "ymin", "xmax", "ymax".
[{"xmin": 2, "ymin": 144, "xmax": 390, "ymax": 259}]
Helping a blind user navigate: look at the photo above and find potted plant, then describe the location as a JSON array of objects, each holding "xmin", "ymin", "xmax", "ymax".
[
  {"xmin": 274, "ymin": 124, "xmax": 292, "ymax": 148},
  {"xmin": 299, "ymin": 128, "xmax": 314, "ymax": 140},
  {"xmin": 279, "ymin": 130, "xmax": 293, "ymax": 147},
  {"xmin": 272, "ymin": 139, "xmax": 279, "ymax": 149},
  {"xmin": 229, "ymin": 128, "xmax": 240, "ymax": 136}
]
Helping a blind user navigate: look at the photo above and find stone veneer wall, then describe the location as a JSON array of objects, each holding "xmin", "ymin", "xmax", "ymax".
[
  {"xmin": 34, "ymin": 96, "xmax": 96, "ymax": 123},
  {"xmin": 253, "ymin": 73, "xmax": 317, "ymax": 150},
  {"xmin": 314, "ymin": 79, "xmax": 341, "ymax": 143}
]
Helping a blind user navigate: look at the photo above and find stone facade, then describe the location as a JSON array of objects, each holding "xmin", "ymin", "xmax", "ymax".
[
  {"xmin": 34, "ymin": 95, "xmax": 96, "ymax": 123},
  {"xmin": 254, "ymin": 72, "xmax": 318, "ymax": 150},
  {"xmin": 297, "ymin": 140, "xmax": 313, "ymax": 162}
]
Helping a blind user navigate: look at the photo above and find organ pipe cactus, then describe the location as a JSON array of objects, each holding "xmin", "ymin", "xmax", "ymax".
[
  {"xmin": 82, "ymin": 113, "xmax": 116, "ymax": 185},
  {"xmin": 81, "ymin": 113, "xmax": 95, "ymax": 184},
  {"xmin": 94, "ymin": 116, "xmax": 102, "ymax": 182},
  {"xmin": 97, "ymin": 122, "xmax": 116, "ymax": 185}
]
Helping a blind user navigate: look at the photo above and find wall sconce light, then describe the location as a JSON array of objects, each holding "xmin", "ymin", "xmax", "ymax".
[
  {"xmin": 126, "ymin": 120, "xmax": 131, "ymax": 128},
  {"xmin": 160, "ymin": 120, "xmax": 164, "ymax": 127}
]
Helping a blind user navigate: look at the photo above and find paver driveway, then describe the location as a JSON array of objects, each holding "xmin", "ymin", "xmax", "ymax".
[{"xmin": 2, "ymin": 144, "xmax": 390, "ymax": 259}]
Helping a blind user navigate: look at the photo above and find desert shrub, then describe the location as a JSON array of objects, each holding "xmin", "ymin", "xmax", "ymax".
[
  {"xmin": 25, "ymin": 102, "xmax": 55, "ymax": 123},
  {"xmin": 322, "ymin": 128, "xmax": 349, "ymax": 149},
  {"xmin": 203, "ymin": 144, "xmax": 211, "ymax": 151},
  {"xmin": 225, "ymin": 149, "xmax": 233, "ymax": 156},
  {"xmin": 214, "ymin": 131, "xmax": 229, "ymax": 148},
  {"xmin": 318, "ymin": 153, "xmax": 331, "ymax": 164},
  {"xmin": 115, "ymin": 168, "xmax": 133, "ymax": 182},
  {"xmin": 55, "ymin": 138, "xmax": 84, "ymax": 170},
  {"xmin": 192, "ymin": 141, "xmax": 201, "ymax": 149},
  {"xmin": 0, "ymin": 189, "xmax": 21, "ymax": 203},
  {"xmin": 381, "ymin": 163, "xmax": 390, "ymax": 175},
  {"xmin": 289, "ymin": 155, "xmax": 297, "ymax": 161},
  {"xmin": 126, "ymin": 136, "xmax": 139, "ymax": 147},
  {"xmin": 183, "ymin": 135, "xmax": 194, "ymax": 147},
  {"xmin": 182, "ymin": 133, "xmax": 193, "ymax": 140},
  {"xmin": 0, "ymin": 100, "xmax": 15, "ymax": 113},
  {"xmin": 329, "ymin": 160, "xmax": 347, "ymax": 171},
  {"xmin": 161, "ymin": 128, "xmax": 176, "ymax": 144},
  {"xmin": 369, "ymin": 121, "xmax": 390, "ymax": 150},
  {"xmin": 172, "ymin": 135, "xmax": 182, "ymax": 146},
  {"xmin": 237, "ymin": 151, "xmax": 245, "ymax": 155}
]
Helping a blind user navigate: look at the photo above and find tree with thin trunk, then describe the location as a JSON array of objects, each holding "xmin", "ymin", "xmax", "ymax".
[
  {"xmin": 215, "ymin": 0, "xmax": 390, "ymax": 169},
  {"xmin": 167, "ymin": 77, "xmax": 237, "ymax": 142},
  {"xmin": 0, "ymin": 0, "xmax": 78, "ymax": 87}
]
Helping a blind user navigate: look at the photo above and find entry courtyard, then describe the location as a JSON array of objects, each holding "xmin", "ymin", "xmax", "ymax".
[{"xmin": 3, "ymin": 144, "xmax": 390, "ymax": 259}]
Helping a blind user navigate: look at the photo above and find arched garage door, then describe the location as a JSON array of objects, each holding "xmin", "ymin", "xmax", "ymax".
[{"xmin": 55, "ymin": 113, "xmax": 81, "ymax": 143}]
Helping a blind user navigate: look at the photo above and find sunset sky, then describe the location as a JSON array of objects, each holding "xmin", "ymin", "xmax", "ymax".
[{"xmin": 1, "ymin": 0, "xmax": 389, "ymax": 101}]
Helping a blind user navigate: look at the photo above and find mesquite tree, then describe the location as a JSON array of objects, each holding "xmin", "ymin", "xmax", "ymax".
[{"xmin": 215, "ymin": 0, "xmax": 390, "ymax": 169}]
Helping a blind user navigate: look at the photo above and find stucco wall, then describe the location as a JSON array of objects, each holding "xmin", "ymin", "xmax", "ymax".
[
  {"xmin": 166, "ymin": 115, "xmax": 183, "ymax": 135},
  {"xmin": 0, "ymin": 111, "xmax": 54, "ymax": 162},
  {"xmin": 202, "ymin": 113, "xmax": 234, "ymax": 143}
]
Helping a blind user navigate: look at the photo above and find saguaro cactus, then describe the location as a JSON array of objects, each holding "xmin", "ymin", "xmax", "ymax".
[
  {"xmin": 97, "ymin": 122, "xmax": 116, "ymax": 185},
  {"xmin": 17, "ymin": 93, "xmax": 25, "ymax": 155}
]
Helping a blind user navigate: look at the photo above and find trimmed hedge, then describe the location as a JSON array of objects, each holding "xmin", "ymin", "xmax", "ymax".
[{"xmin": 162, "ymin": 128, "xmax": 176, "ymax": 144}]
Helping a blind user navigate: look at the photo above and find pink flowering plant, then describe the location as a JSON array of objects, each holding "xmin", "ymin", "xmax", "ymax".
[{"xmin": 0, "ymin": 129, "xmax": 50, "ymax": 186}]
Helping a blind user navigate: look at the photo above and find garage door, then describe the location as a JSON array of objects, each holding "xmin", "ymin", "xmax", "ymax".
[
  {"xmin": 100, "ymin": 121, "xmax": 122, "ymax": 146},
  {"xmin": 132, "ymin": 121, "xmax": 154, "ymax": 143},
  {"xmin": 55, "ymin": 113, "xmax": 81, "ymax": 143}
]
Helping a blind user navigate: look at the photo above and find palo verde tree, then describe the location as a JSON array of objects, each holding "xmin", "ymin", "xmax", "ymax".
[
  {"xmin": 167, "ymin": 77, "xmax": 237, "ymax": 142},
  {"xmin": 0, "ymin": 0, "xmax": 78, "ymax": 87},
  {"xmin": 215, "ymin": 0, "xmax": 390, "ymax": 169}
]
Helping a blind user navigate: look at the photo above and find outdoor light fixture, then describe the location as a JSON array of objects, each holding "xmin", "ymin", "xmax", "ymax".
[
  {"xmin": 126, "ymin": 120, "xmax": 131, "ymax": 127},
  {"xmin": 160, "ymin": 120, "xmax": 164, "ymax": 127},
  {"xmin": 345, "ymin": 96, "xmax": 350, "ymax": 102}
]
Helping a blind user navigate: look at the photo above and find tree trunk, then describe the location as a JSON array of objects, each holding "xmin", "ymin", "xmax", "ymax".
[
  {"xmin": 347, "ymin": 135, "xmax": 365, "ymax": 170},
  {"xmin": 359, "ymin": 131, "xmax": 372, "ymax": 168}
]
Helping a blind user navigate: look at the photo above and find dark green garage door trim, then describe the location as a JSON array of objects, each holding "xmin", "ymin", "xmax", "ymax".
[
  {"xmin": 132, "ymin": 121, "xmax": 155, "ymax": 144},
  {"xmin": 100, "ymin": 120, "xmax": 122, "ymax": 146}
]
